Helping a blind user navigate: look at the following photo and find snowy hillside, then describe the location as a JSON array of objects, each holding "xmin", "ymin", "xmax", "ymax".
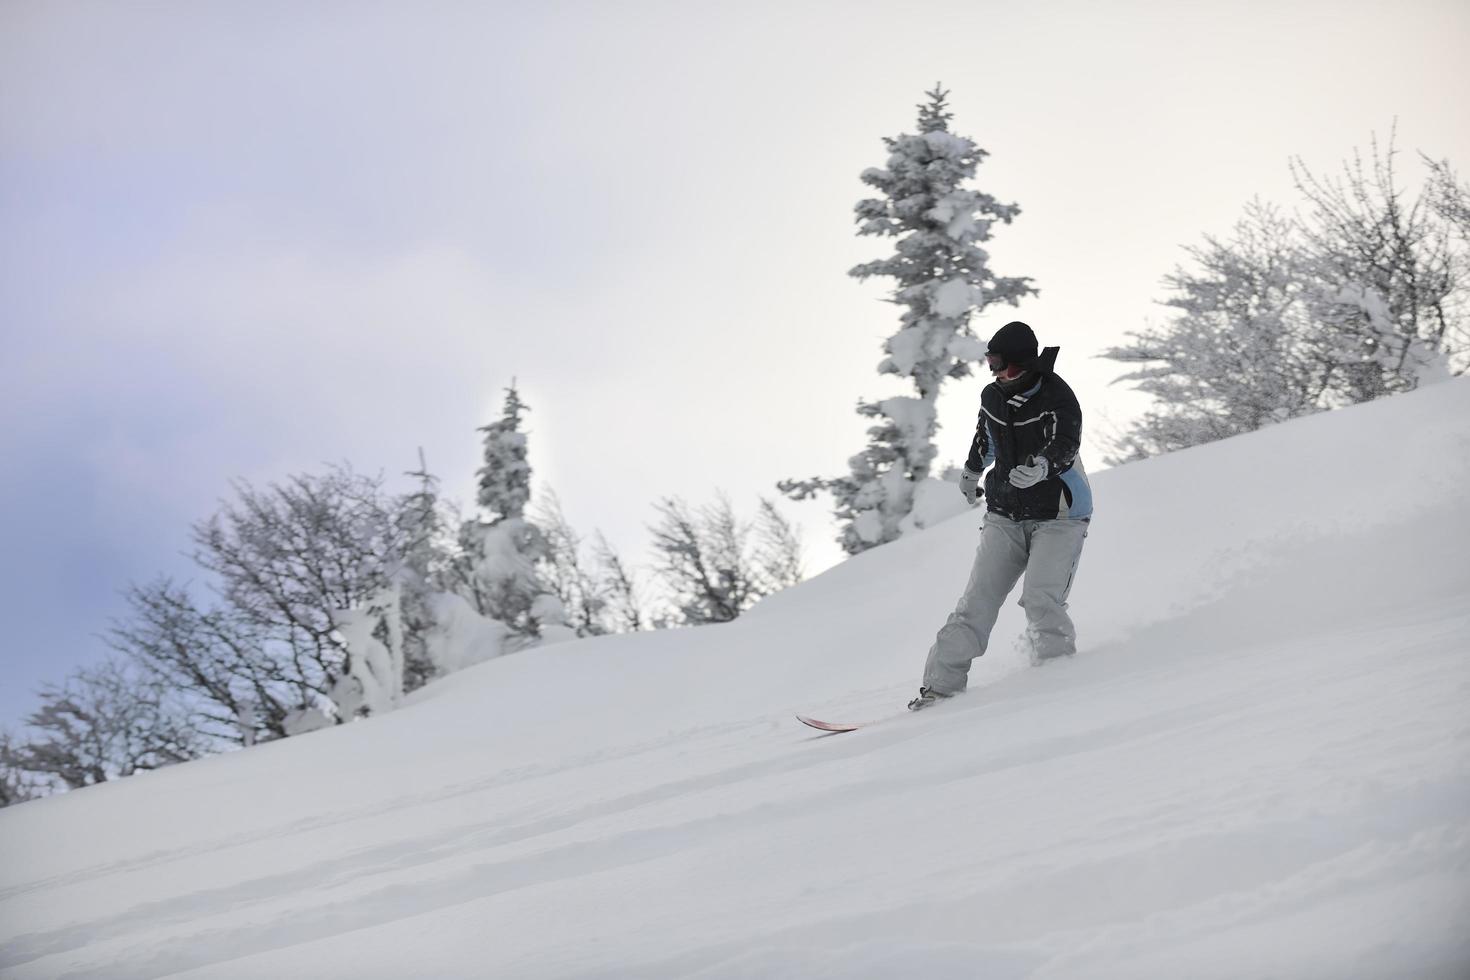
[{"xmin": 3, "ymin": 381, "xmax": 1469, "ymax": 979}]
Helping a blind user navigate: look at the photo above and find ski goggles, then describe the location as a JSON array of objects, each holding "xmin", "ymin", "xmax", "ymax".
[{"xmin": 985, "ymin": 353, "xmax": 1009, "ymax": 373}]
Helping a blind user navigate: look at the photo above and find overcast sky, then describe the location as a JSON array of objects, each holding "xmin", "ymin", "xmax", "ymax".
[{"xmin": 3, "ymin": 0, "xmax": 1467, "ymax": 725}]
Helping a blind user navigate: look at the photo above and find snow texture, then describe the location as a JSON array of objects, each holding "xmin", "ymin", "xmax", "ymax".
[
  {"xmin": 877, "ymin": 395, "xmax": 936, "ymax": 452},
  {"xmin": 932, "ymin": 277, "xmax": 979, "ymax": 319},
  {"xmin": 530, "ymin": 593, "xmax": 578, "ymax": 645},
  {"xmin": 2, "ymin": 381, "xmax": 1469, "ymax": 979},
  {"xmin": 332, "ymin": 584, "xmax": 404, "ymax": 718},
  {"xmin": 947, "ymin": 335, "xmax": 989, "ymax": 361},
  {"xmin": 422, "ymin": 592, "xmax": 508, "ymax": 673}
]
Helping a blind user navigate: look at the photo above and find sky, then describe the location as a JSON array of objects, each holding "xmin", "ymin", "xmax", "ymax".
[{"xmin": 2, "ymin": 0, "xmax": 1467, "ymax": 725}]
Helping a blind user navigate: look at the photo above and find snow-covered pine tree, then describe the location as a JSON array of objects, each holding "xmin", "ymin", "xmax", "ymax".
[
  {"xmin": 476, "ymin": 383, "xmax": 533, "ymax": 524},
  {"xmin": 782, "ymin": 86, "xmax": 1035, "ymax": 554},
  {"xmin": 395, "ymin": 450, "xmax": 453, "ymax": 690},
  {"xmin": 458, "ymin": 384, "xmax": 575, "ymax": 648}
]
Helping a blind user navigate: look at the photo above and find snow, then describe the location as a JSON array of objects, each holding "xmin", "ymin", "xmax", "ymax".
[
  {"xmin": 927, "ymin": 193, "xmax": 982, "ymax": 242},
  {"xmin": 947, "ymin": 334, "xmax": 989, "ymax": 361},
  {"xmin": 852, "ymin": 508, "xmax": 885, "ymax": 545},
  {"xmin": 883, "ymin": 324, "xmax": 928, "ymax": 375},
  {"xmin": 1332, "ymin": 283, "xmax": 1393, "ymax": 335},
  {"xmin": 472, "ymin": 518, "xmax": 538, "ymax": 584},
  {"xmin": 922, "ymin": 130, "xmax": 975, "ymax": 159},
  {"xmin": 422, "ymin": 591, "xmax": 507, "ymax": 674},
  {"xmin": 279, "ymin": 706, "xmax": 332, "ymax": 737},
  {"xmin": 931, "ymin": 276, "xmax": 977, "ymax": 319},
  {"xmin": 876, "ymin": 395, "xmax": 935, "ymax": 449},
  {"xmin": 530, "ymin": 594, "xmax": 578, "ymax": 646},
  {"xmin": 333, "ymin": 584, "xmax": 405, "ymax": 717},
  {"xmin": 2, "ymin": 381, "xmax": 1469, "ymax": 979}
]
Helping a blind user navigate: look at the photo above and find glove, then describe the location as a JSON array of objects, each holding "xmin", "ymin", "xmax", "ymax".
[
  {"xmin": 1008, "ymin": 455, "xmax": 1049, "ymax": 489},
  {"xmin": 958, "ymin": 467, "xmax": 982, "ymax": 505}
]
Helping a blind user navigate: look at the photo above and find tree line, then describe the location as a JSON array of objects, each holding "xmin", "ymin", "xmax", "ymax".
[{"xmin": 0, "ymin": 386, "xmax": 803, "ymax": 806}]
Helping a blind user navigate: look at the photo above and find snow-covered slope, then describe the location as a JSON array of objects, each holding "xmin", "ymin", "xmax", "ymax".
[{"xmin": 3, "ymin": 381, "xmax": 1469, "ymax": 979}]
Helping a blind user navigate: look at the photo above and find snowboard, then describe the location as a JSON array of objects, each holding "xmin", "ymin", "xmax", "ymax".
[{"xmin": 795, "ymin": 714, "xmax": 872, "ymax": 733}]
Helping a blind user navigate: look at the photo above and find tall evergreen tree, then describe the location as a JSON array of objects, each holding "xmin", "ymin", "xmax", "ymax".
[
  {"xmin": 457, "ymin": 384, "xmax": 573, "ymax": 646},
  {"xmin": 395, "ymin": 449, "xmax": 453, "ymax": 690},
  {"xmin": 476, "ymin": 383, "xmax": 533, "ymax": 523},
  {"xmin": 783, "ymin": 86, "xmax": 1035, "ymax": 554}
]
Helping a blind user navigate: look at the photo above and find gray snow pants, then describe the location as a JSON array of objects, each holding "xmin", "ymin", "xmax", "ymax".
[{"xmin": 922, "ymin": 513, "xmax": 1089, "ymax": 695}]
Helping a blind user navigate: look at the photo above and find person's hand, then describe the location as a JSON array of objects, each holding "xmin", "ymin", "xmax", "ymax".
[
  {"xmin": 1008, "ymin": 456, "xmax": 1049, "ymax": 489},
  {"xmin": 958, "ymin": 468, "xmax": 983, "ymax": 505}
]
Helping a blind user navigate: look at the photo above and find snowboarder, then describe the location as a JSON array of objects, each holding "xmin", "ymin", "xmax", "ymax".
[{"xmin": 909, "ymin": 321, "xmax": 1093, "ymax": 711}]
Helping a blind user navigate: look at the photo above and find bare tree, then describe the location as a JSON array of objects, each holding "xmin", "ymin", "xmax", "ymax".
[
  {"xmin": 109, "ymin": 578, "xmax": 300, "ymax": 746},
  {"xmin": 650, "ymin": 496, "xmax": 756, "ymax": 625},
  {"xmin": 0, "ymin": 730, "xmax": 48, "ymax": 807},
  {"xmin": 754, "ymin": 497, "xmax": 805, "ymax": 593},
  {"xmin": 190, "ymin": 464, "xmax": 415, "ymax": 723},
  {"xmin": 592, "ymin": 532, "xmax": 646, "ymax": 633},
  {"xmin": 534, "ymin": 490, "xmax": 611, "ymax": 637},
  {"xmin": 1290, "ymin": 131, "xmax": 1466, "ymax": 402},
  {"xmin": 649, "ymin": 495, "xmax": 805, "ymax": 626},
  {"xmin": 106, "ymin": 463, "xmax": 432, "ymax": 747},
  {"xmin": 1424, "ymin": 155, "xmax": 1470, "ymax": 244},
  {"xmin": 4, "ymin": 660, "xmax": 202, "ymax": 791}
]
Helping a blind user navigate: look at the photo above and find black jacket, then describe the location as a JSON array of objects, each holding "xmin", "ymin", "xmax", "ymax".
[{"xmin": 965, "ymin": 349, "xmax": 1092, "ymax": 521}]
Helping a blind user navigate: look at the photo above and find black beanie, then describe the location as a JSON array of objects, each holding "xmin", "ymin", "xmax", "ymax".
[{"xmin": 987, "ymin": 321, "xmax": 1039, "ymax": 369}]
